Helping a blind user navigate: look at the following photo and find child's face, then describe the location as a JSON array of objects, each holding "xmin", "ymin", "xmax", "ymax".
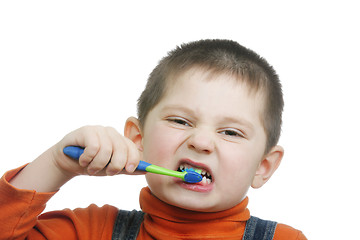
[{"xmin": 140, "ymin": 68, "xmax": 268, "ymax": 212}]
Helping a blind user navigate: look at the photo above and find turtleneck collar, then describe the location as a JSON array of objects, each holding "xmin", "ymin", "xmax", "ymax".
[{"xmin": 138, "ymin": 187, "xmax": 250, "ymax": 239}]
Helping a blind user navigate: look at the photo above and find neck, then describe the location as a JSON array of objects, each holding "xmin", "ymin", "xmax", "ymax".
[{"xmin": 138, "ymin": 187, "xmax": 250, "ymax": 239}]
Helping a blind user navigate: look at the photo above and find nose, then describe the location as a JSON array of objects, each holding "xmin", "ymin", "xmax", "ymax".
[{"xmin": 187, "ymin": 128, "xmax": 215, "ymax": 154}]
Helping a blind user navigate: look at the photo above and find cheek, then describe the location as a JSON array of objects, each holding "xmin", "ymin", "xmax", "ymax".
[
  {"xmin": 217, "ymin": 145, "xmax": 260, "ymax": 188},
  {"xmin": 142, "ymin": 124, "xmax": 179, "ymax": 166}
]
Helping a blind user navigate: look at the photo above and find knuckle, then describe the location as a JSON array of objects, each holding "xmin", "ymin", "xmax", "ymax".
[
  {"xmin": 109, "ymin": 161, "xmax": 124, "ymax": 172},
  {"xmin": 80, "ymin": 125, "xmax": 96, "ymax": 132},
  {"xmin": 105, "ymin": 126, "xmax": 116, "ymax": 132},
  {"xmin": 86, "ymin": 144, "xmax": 100, "ymax": 155}
]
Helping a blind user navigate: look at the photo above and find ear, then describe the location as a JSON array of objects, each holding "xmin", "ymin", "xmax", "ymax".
[
  {"xmin": 251, "ymin": 145, "xmax": 284, "ymax": 189},
  {"xmin": 124, "ymin": 117, "xmax": 143, "ymax": 151}
]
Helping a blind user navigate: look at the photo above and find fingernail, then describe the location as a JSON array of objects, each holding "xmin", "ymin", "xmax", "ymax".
[{"xmin": 126, "ymin": 164, "xmax": 135, "ymax": 173}]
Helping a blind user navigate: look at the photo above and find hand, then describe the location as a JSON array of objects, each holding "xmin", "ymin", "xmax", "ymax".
[{"xmin": 52, "ymin": 125, "xmax": 142, "ymax": 177}]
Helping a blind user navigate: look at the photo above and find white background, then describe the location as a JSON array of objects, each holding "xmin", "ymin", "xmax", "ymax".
[{"xmin": 1, "ymin": 1, "xmax": 359, "ymax": 239}]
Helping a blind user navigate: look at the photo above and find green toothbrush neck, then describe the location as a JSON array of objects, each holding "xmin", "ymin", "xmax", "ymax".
[{"xmin": 146, "ymin": 165, "xmax": 185, "ymax": 179}]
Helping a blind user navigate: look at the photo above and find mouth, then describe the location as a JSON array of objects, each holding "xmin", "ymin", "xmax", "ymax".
[{"xmin": 177, "ymin": 160, "xmax": 213, "ymax": 185}]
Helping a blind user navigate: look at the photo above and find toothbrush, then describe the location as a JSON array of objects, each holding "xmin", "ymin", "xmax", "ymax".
[{"xmin": 63, "ymin": 146, "xmax": 202, "ymax": 183}]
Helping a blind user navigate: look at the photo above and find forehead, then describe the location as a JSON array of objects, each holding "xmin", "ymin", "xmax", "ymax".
[
  {"xmin": 161, "ymin": 67, "xmax": 266, "ymax": 123},
  {"xmin": 166, "ymin": 66, "xmax": 264, "ymax": 97},
  {"xmin": 165, "ymin": 67, "xmax": 265, "ymax": 104}
]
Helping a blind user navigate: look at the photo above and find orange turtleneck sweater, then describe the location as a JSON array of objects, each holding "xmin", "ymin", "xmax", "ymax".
[
  {"xmin": 138, "ymin": 187, "xmax": 250, "ymax": 239},
  {"xmin": 0, "ymin": 166, "xmax": 306, "ymax": 240}
]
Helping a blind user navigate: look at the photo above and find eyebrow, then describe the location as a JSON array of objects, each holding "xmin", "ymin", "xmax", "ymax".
[
  {"xmin": 219, "ymin": 116, "xmax": 255, "ymax": 133},
  {"xmin": 160, "ymin": 105, "xmax": 255, "ymax": 131},
  {"xmin": 160, "ymin": 105, "xmax": 195, "ymax": 115}
]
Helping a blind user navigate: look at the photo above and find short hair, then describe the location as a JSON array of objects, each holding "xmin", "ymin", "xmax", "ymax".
[{"xmin": 137, "ymin": 39, "xmax": 283, "ymax": 153}]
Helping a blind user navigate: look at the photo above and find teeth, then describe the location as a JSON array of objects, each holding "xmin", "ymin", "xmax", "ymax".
[
  {"xmin": 200, "ymin": 176, "xmax": 212, "ymax": 186},
  {"xmin": 178, "ymin": 164, "xmax": 212, "ymax": 182},
  {"xmin": 200, "ymin": 176, "xmax": 206, "ymax": 186}
]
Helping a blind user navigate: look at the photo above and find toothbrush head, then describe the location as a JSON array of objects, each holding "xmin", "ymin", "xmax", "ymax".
[{"xmin": 183, "ymin": 169, "xmax": 202, "ymax": 183}]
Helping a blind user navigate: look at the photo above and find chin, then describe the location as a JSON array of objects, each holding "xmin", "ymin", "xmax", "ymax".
[
  {"xmin": 146, "ymin": 176, "xmax": 225, "ymax": 212},
  {"xmin": 167, "ymin": 198, "xmax": 218, "ymax": 212},
  {"xmin": 155, "ymin": 187, "xmax": 221, "ymax": 212}
]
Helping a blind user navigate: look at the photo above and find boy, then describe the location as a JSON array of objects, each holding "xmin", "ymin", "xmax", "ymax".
[{"xmin": 0, "ymin": 39, "xmax": 306, "ymax": 239}]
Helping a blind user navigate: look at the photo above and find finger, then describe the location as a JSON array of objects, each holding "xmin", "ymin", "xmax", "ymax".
[
  {"xmin": 123, "ymin": 137, "xmax": 141, "ymax": 173},
  {"xmin": 69, "ymin": 126, "xmax": 102, "ymax": 168},
  {"xmin": 104, "ymin": 127, "xmax": 129, "ymax": 175},
  {"xmin": 86, "ymin": 132, "xmax": 113, "ymax": 175},
  {"xmin": 78, "ymin": 139, "xmax": 100, "ymax": 168},
  {"xmin": 105, "ymin": 137, "xmax": 128, "ymax": 176}
]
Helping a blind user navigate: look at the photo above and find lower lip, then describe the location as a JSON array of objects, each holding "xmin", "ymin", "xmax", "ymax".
[{"xmin": 175, "ymin": 179, "xmax": 214, "ymax": 193}]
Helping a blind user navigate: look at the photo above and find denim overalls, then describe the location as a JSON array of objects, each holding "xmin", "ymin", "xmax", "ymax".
[{"xmin": 111, "ymin": 210, "xmax": 277, "ymax": 240}]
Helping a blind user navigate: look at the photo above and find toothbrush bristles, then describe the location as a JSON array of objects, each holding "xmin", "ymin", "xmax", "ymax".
[{"xmin": 184, "ymin": 168, "xmax": 202, "ymax": 174}]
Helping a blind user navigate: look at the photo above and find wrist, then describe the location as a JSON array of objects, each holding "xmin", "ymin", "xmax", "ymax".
[{"xmin": 9, "ymin": 148, "xmax": 74, "ymax": 192}]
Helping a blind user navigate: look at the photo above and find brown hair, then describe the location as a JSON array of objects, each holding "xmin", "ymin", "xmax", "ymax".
[{"xmin": 137, "ymin": 39, "xmax": 283, "ymax": 153}]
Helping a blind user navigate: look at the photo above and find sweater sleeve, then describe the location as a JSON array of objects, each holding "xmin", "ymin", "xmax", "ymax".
[
  {"xmin": 274, "ymin": 223, "xmax": 307, "ymax": 240},
  {"xmin": 0, "ymin": 166, "xmax": 119, "ymax": 240}
]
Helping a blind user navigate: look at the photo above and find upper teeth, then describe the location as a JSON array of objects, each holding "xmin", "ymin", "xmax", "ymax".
[{"xmin": 178, "ymin": 164, "xmax": 212, "ymax": 180}]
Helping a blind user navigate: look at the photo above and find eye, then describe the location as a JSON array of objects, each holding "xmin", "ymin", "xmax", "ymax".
[
  {"xmin": 219, "ymin": 128, "xmax": 245, "ymax": 138},
  {"xmin": 166, "ymin": 117, "xmax": 192, "ymax": 127}
]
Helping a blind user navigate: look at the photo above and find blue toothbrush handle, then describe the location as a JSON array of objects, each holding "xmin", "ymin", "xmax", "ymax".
[
  {"xmin": 63, "ymin": 146, "xmax": 84, "ymax": 160},
  {"xmin": 63, "ymin": 146, "xmax": 151, "ymax": 172},
  {"xmin": 63, "ymin": 146, "xmax": 202, "ymax": 183}
]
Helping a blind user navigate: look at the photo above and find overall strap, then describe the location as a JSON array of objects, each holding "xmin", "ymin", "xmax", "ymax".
[
  {"xmin": 112, "ymin": 209, "xmax": 145, "ymax": 240},
  {"xmin": 242, "ymin": 216, "xmax": 277, "ymax": 240}
]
